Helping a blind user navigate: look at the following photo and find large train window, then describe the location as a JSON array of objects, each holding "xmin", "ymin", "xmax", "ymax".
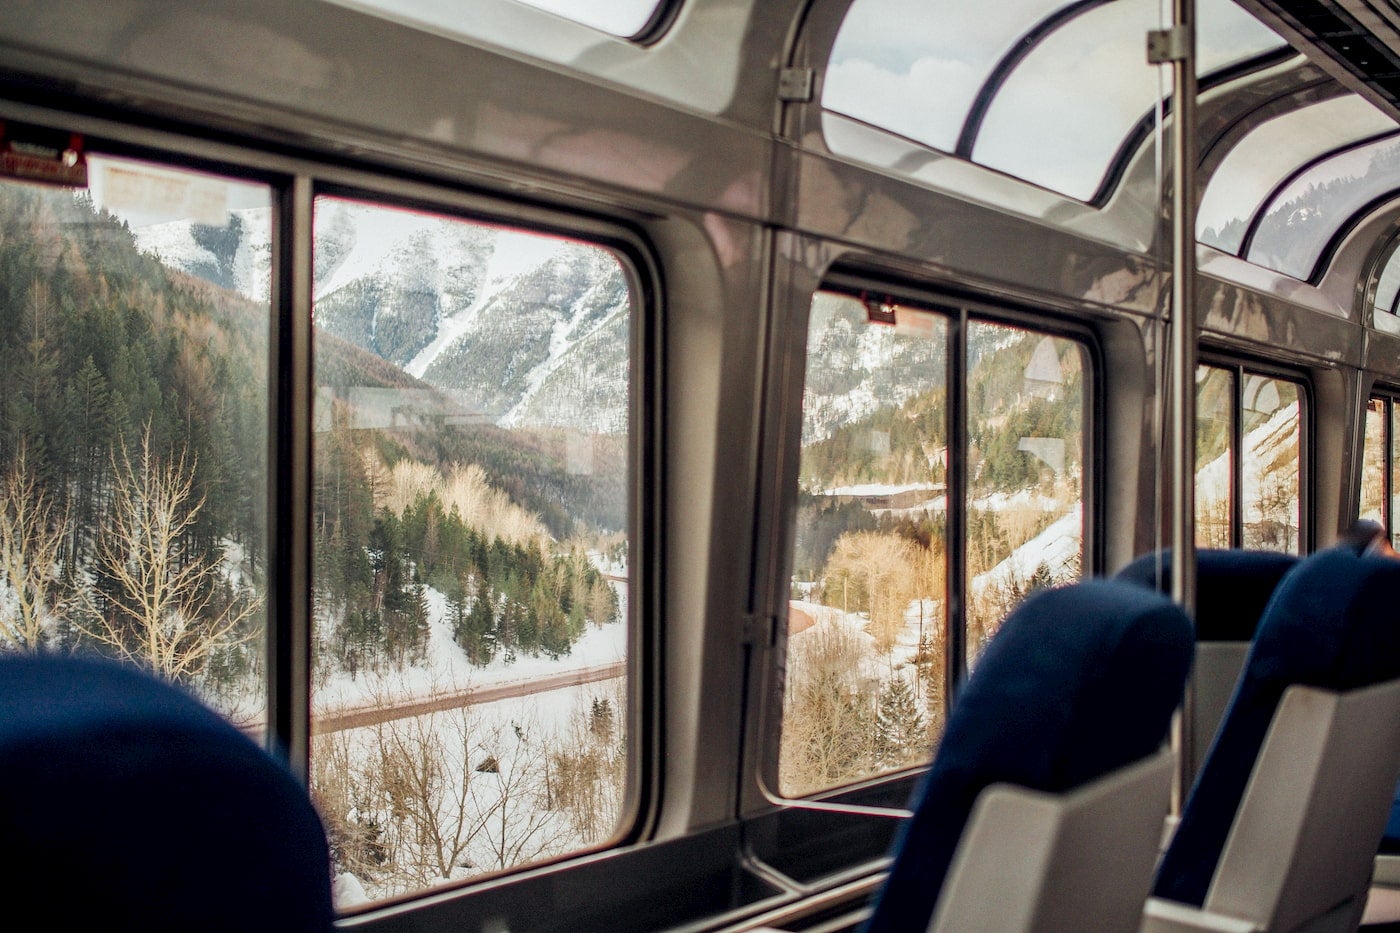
[
  {"xmin": 1361, "ymin": 393, "xmax": 1400, "ymax": 548},
  {"xmin": 0, "ymin": 154, "xmax": 271, "ymax": 729},
  {"xmin": 1196, "ymin": 362, "xmax": 1304, "ymax": 551},
  {"xmin": 309, "ymin": 196, "xmax": 632, "ymax": 905},
  {"xmin": 822, "ymin": 0, "xmax": 1281, "ymax": 202},
  {"xmin": 780, "ymin": 290, "xmax": 1087, "ymax": 797}
]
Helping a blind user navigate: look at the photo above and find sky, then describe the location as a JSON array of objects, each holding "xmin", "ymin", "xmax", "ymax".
[{"xmin": 824, "ymin": 0, "xmax": 1286, "ymax": 201}]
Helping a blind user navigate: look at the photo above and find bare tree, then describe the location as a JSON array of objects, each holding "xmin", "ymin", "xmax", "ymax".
[
  {"xmin": 312, "ymin": 681, "xmax": 572, "ymax": 901},
  {"xmin": 0, "ymin": 448, "xmax": 71, "ymax": 651},
  {"xmin": 78, "ymin": 427, "xmax": 260, "ymax": 681},
  {"xmin": 780, "ymin": 617, "xmax": 878, "ymax": 796},
  {"xmin": 821, "ymin": 531, "xmax": 918, "ymax": 651},
  {"xmin": 548, "ymin": 684, "xmax": 626, "ymax": 844}
]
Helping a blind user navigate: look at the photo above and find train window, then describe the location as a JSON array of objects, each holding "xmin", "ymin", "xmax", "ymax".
[
  {"xmin": 1196, "ymin": 366, "xmax": 1235, "ymax": 547},
  {"xmin": 824, "ymin": 0, "xmax": 1281, "ymax": 202},
  {"xmin": 308, "ymin": 196, "xmax": 631, "ymax": 905},
  {"xmin": 1372, "ymin": 242, "xmax": 1400, "ymax": 318},
  {"xmin": 0, "ymin": 154, "xmax": 272, "ymax": 729},
  {"xmin": 965, "ymin": 323, "xmax": 1085, "ymax": 663},
  {"xmin": 1361, "ymin": 394, "xmax": 1400, "ymax": 547},
  {"xmin": 1198, "ymin": 96, "xmax": 1396, "ymax": 255},
  {"xmin": 975, "ymin": 0, "xmax": 1279, "ymax": 200},
  {"xmin": 1196, "ymin": 363, "xmax": 1304, "ymax": 551},
  {"xmin": 338, "ymin": 0, "xmax": 668, "ymax": 41},
  {"xmin": 1247, "ymin": 134, "xmax": 1400, "ymax": 280},
  {"xmin": 511, "ymin": 0, "xmax": 666, "ymax": 37},
  {"xmin": 780, "ymin": 290, "xmax": 1086, "ymax": 797}
]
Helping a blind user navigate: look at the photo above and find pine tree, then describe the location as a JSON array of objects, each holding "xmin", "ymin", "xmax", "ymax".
[{"xmin": 875, "ymin": 676, "xmax": 927, "ymax": 768}]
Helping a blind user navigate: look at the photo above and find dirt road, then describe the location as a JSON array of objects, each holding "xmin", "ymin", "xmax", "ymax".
[{"xmin": 314, "ymin": 660, "xmax": 626, "ymax": 734}]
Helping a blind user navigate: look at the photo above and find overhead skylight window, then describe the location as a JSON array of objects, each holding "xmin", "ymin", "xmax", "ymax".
[
  {"xmin": 1246, "ymin": 134, "xmax": 1400, "ymax": 280},
  {"xmin": 823, "ymin": 0, "xmax": 1284, "ymax": 203},
  {"xmin": 1372, "ymin": 242, "xmax": 1400, "ymax": 316},
  {"xmin": 824, "ymin": 0, "xmax": 1081, "ymax": 154},
  {"xmin": 1198, "ymin": 96, "xmax": 1397, "ymax": 254},
  {"xmin": 511, "ymin": 0, "xmax": 666, "ymax": 37},
  {"xmin": 329, "ymin": 0, "xmax": 668, "ymax": 42},
  {"xmin": 973, "ymin": 0, "xmax": 1160, "ymax": 200}
]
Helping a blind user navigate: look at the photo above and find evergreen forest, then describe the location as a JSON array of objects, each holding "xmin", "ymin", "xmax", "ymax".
[{"xmin": 0, "ymin": 180, "xmax": 622, "ymax": 710}]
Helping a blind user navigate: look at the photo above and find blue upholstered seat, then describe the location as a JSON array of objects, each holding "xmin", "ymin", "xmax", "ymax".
[
  {"xmin": 1153, "ymin": 545, "xmax": 1400, "ymax": 906},
  {"xmin": 862, "ymin": 579, "xmax": 1194, "ymax": 933},
  {"xmin": 1114, "ymin": 548, "xmax": 1298, "ymax": 642},
  {"xmin": 0, "ymin": 654, "xmax": 334, "ymax": 932}
]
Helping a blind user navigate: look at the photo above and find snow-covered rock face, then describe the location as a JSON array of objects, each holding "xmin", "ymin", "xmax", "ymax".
[{"xmin": 134, "ymin": 200, "xmax": 631, "ymax": 435}]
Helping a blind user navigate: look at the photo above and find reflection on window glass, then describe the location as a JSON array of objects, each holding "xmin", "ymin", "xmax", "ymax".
[
  {"xmin": 1198, "ymin": 96, "xmax": 1397, "ymax": 254},
  {"xmin": 1240, "ymin": 376, "xmax": 1300, "ymax": 551},
  {"xmin": 0, "ymin": 156, "xmax": 271, "ymax": 728},
  {"xmin": 966, "ymin": 326, "xmax": 1083, "ymax": 663},
  {"xmin": 1362, "ymin": 397, "xmax": 1386, "ymax": 526},
  {"xmin": 1248, "ymin": 134, "xmax": 1400, "ymax": 280},
  {"xmin": 781, "ymin": 293, "xmax": 1086, "ymax": 797},
  {"xmin": 1196, "ymin": 365, "xmax": 1235, "ymax": 547},
  {"xmin": 309, "ymin": 198, "xmax": 631, "ymax": 906},
  {"xmin": 783, "ymin": 292, "xmax": 948, "ymax": 797}
]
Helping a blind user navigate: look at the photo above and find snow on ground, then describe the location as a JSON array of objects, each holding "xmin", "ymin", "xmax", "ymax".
[
  {"xmin": 788, "ymin": 498, "xmax": 1082, "ymax": 663},
  {"xmin": 970, "ymin": 502, "xmax": 1082, "ymax": 598},
  {"xmin": 825, "ymin": 482, "xmax": 940, "ymax": 498},
  {"xmin": 313, "ymin": 579, "xmax": 627, "ymax": 716}
]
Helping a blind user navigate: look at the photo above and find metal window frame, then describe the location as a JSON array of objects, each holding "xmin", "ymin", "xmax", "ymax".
[
  {"xmin": 794, "ymin": 274, "xmax": 1101, "ymax": 736},
  {"xmin": 1199, "ymin": 353, "xmax": 1312, "ymax": 553},
  {"xmin": 0, "ymin": 95, "xmax": 664, "ymax": 880}
]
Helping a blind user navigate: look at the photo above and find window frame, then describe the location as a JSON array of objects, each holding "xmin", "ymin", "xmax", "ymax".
[
  {"xmin": 1362, "ymin": 387, "xmax": 1400, "ymax": 544},
  {"xmin": 769, "ymin": 271, "xmax": 1101, "ymax": 803},
  {"xmin": 0, "ymin": 105, "xmax": 664, "ymax": 905},
  {"xmin": 1196, "ymin": 351, "xmax": 1312, "ymax": 553}
]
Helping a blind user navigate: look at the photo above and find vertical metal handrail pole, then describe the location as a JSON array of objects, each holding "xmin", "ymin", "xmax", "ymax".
[{"xmin": 1166, "ymin": 0, "xmax": 1199, "ymax": 814}]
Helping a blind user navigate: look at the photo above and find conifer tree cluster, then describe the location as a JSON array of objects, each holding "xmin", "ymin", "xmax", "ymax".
[
  {"xmin": 0, "ymin": 181, "xmax": 623, "ymax": 691},
  {"xmin": 0, "ymin": 184, "xmax": 268, "ymax": 687}
]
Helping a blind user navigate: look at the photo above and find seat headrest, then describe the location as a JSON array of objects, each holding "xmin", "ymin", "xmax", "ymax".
[
  {"xmin": 863, "ymin": 579, "xmax": 1193, "ymax": 933},
  {"xmin": 1154, "ymin": 545, "xmax": 1400, "ymax": 906},
  {"xmin": 0, "ymin": 654, "xmax": 334, "ymax": 932},
  {"xmin": 1115, "ymin": 548, "xmax": 1299, "ymax": 641}
]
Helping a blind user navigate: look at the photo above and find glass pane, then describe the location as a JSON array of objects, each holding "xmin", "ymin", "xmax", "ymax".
[
  {"xmin": 1196, "ymin": 365, "xmax": 1234, "ymax": 547},
  {"xmin": 1248, "ymin": 134, "xmax": 1400, "ymax": 279},
  {"xmin": 965, "ymin": 324, "xmax": 1084, "ymax": 666},
  {"xmin": 1240, "ymin": 376, "xmax": 1300, "ymax": 551},
  {"xmin": 973, "ymin": 0, "xmax": 1160, "ymax": 200},
  {"xmin": 781, "ymin": 292, "xmax": 948, "ymax": 797},
  {"xmin": 823, "ymin": 0, "xmax": 1279, "ymax": 201},
  {"xmin": 510, "ymin": 0, "xmax": 662, "ymax": 37},
  {"xmin": 0, "ymin": 155, "xmax": 271, "ymax": 730},
  {"xmin": 1362, "ymin": 398, "xmax": 1387, "ymax": 526},
  {"xmin": 1392, "ymin": 403, "xmax": 1400, "ymax": 549},
  {"xmin": 1375, "ymin": 247, "xmax": 1400, "ymax": 317},
  {"xmin": 823, "ymin": 0, "xmax": 1078, "ymax": 154},
  {"xmin": 1196, "ymin": 0, "xmax": 1288, "ymax": 73},
  {"xmin": 337, "ymin": 0, "xmax": 664, "ymax": 39},
  {"xmin": 1198, "ymin": 96, "xmax": 1396, "ymax": 254},
  {"xmin": 310, "ymin": 198, "xmax": 631, "ymax": 904}
]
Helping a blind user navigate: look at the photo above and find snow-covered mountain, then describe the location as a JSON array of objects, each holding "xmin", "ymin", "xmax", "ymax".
[{"xmin": 134, "ymin": 200, "xmax": 630, "ymax": 434}]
